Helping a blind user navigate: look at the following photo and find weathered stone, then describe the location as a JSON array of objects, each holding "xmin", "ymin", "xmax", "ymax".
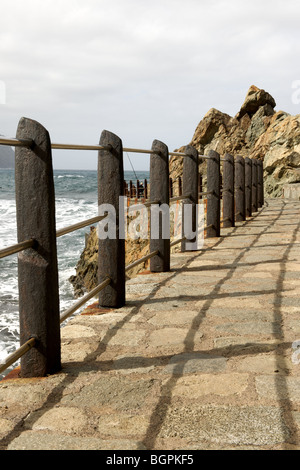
[
  {"xmin": 158, "ymin": 405, "xmax": 290, "ymax": 445},
  {"xmin": 61, "ymin": 375, "xmax": 155, "ymax": 411},
  {"xmin": 256, "ymin": 375, "xmax": 300, "ymax": 402},
  {"xmin": 162, "ymin": 352, "xmax": 227, "ymax": 374},
  {"xmin": 169, "ymin": 85, "xmax": 300, "ymax": 198},
  {"xmin": 168, "ymin": 373, "xmax": 248, "ymax": 397},
  {"xmin": 236, "ymin": 85, "xmax": 276, "ymax": 120},
  {"xmin": 25, "ymin": 407, "xmax": 87, "ymax": 433},
  {"xmin": 7, "ymin": 432, "xmax": 146, "ymax": 450}
]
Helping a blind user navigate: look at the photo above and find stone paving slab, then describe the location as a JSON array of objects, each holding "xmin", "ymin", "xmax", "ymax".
[{"xmin": 0, "ymin": 199, "xmax": 300, "ymax": 450}]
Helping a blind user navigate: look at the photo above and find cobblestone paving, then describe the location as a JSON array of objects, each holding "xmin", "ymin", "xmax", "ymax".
[{"xmin": 0, "ymin": 199, "xmax": 300, "ymax": 450}]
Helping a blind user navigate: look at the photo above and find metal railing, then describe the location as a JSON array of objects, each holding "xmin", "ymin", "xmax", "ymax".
[{"xmin": 0, "ymin": 125, "xmax": 264, "ymax": 378}]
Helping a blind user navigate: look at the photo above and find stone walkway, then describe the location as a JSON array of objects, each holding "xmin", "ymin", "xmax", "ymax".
[{"xmin": 0, "ymin": 198, "xmax": 300, "ymax": 450}]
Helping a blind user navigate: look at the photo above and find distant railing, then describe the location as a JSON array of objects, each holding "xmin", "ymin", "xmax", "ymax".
[{"xmin": 0, "ymin": 118, "xmax": 264, "ymax": 378}]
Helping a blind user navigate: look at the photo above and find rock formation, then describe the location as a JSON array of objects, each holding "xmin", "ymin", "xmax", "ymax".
[
  {"xmin": 70, "ymin": 85, "xmax": 300, "ymax": 297},
  {"xmin": 170, "ymin": 85, "xmax": 300, "ymax": 197}
]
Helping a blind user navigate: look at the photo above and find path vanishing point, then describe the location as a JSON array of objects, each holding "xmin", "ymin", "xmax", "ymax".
[{"xmin": 0, "ymin": 198, "xmax": 300, "ymax": 450}]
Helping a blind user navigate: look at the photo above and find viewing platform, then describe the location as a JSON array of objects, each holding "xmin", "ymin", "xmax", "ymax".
[{"xmin": 1, "ymin": 198, "xmax": 299, "ymax": 450}]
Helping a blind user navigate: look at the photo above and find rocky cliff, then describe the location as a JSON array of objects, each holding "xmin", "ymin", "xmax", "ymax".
[
  {"xmin": 70, "ymin": 85, "xmax": 300, "ymax": 297},
  {"xmin": 170, "ymin": 85, "xmax": 300, "ymax": 197}
]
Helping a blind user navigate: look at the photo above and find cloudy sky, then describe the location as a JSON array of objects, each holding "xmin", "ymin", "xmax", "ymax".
[{"xmin": 0, "ymin": 0, "xmax": 299, "ymax": 170}]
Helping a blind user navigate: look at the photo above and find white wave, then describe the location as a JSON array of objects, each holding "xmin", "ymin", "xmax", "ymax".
[{"xmin": 56, "ymin": 174, "xmax": 85, "ymax": 179}]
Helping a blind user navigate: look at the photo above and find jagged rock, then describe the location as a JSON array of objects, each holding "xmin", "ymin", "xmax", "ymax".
[
  {"xmin": 236, "ymin": 85, "xmax": 276, "ymax": 120},
  {"xmin": 170, "ymin": 85, "xmax": 300, "ymax": 197}
]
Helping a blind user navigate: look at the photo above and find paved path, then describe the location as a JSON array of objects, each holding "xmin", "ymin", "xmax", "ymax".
[{"xmin": 0, "ymin": 198, "xmax": 300, "ymax": 450}]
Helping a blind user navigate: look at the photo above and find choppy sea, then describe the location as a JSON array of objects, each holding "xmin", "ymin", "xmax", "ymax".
[{"xmin": 0, "ymin": 168, "xmax": 149, "ymax": 378}]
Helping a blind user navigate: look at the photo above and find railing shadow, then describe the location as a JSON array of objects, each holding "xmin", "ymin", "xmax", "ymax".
[
  {"xmin": 140, "ymin": 200, "xmax": 300, "ymax": 449},
  {"xmin": 1, "ymin": 201, "xmax": 299, "ymax": 449}
]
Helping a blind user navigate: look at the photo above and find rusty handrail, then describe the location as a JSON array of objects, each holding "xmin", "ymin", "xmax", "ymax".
[
  {"xmin": 125, "ymin": 250, "xmax": 159, "ymax": 272},
  {"xmin": 51, "ymin": 143, "xmax": 112, "ymax": 151},
  {"xmin": 56, "ymin": 215, "xmax": 106, "ymax": 238},
  {"xmin": 0, "ymin": 338, "xmax": 36, "ymax": 375},
  {"xmin": 0, "ymin": 239, "xmax": 35, "ymax": 259},
  {"xmin": 60, "ymin": 276, "xmax": 111, "ymax": 324},
  {"xmin": 0, "ymin": 137, "xmax": 33, "ymax": 147},
  {"xmin": 170, "ymin": 194, "xmax": 191, "ymax": 203}
]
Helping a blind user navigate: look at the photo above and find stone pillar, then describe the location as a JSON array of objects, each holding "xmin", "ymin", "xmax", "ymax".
[
  {"xmin": 222, "ymin": 153, "xmax": 235, "ymax": 227},
  {"xmin": 98, "ymin": 130, "xmax": 125, "ymax": 308},
  {"xmin": 252, "ymin": 158, "xmax": 258, "ymax": 212},
  {"xmin": 245, "ymin": 157, "xmax": 252, "ymax": 218},
  {"xmin": 150, "ymin": 140, "xmax": 170, "ymax": 272},
  {"xmin": 182, "ymin": 145, "xmax": 199, "ymax": 251},
  {"xmin": 235, "ymin": 155, "xmax": 245, "ymax": 222},
  {"xmin": 15, "ymin": 117, "xmax": 61, "ymax": 377},
  {"xmin": 206, "ymin": 150, "xmax": 220, "ymax": 237}
]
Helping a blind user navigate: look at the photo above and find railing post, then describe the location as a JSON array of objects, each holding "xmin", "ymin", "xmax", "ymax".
[
  {"xmin": 129, "ymin": 180, "xmax": 133, "ymax": 198},
  {"xmin": 245, "ymin": 157, "xmax": 252, "ymax": 218},
  {"xmin": 144, "ymin": 179, "xmax": 148, "ymax": 199},
  {"xmin": 98, "ymin": 130, "xmax": 125, "ymax": 307},
  {"xmin": 222, "ymin": 153, "xmax": 235, "ymax": 227},
  {"xmin": 181, "ymin": 145, "xmax": 199, "ymax": 251},
  {"xmin": 252, "ymin": 158, "xmax": 258, "ymax": 212},
  {"xmin": 178, "ymin": 176, "xmax": 182, "ymax": 196},
  {"xmin": 199, "ymin": 174, "xmax": 203, "ymax": 200},
  {"xmin": 169, "ymin": 177, "xmax": 173, "ymax": 198},
  {"xmin": 15, "ymin": 117, "xmax": 61, "ymax": 377},
  {"xmin": 235, "ymin": 155, "xmax": 246, "ymax": 222},
  {"xmin": 150, "ymin": 140, "xmax": 170, "ymax": 272},
  {"xmin": 257, "ymin": 160, "xmax": 264, "ymax": 208},
  {"xmin": 206, "ymin": 150, "xmax": 220, "ymax": 237}
]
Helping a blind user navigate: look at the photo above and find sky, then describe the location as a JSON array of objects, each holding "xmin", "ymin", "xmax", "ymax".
[{"xmin": 0, "ymin": 0, "xmax": 299, "ymax": 170}]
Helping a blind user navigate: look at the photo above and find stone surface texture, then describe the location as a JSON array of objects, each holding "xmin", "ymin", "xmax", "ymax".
[{"xmin": 0, "ymin": 199, "xmax": 300, "ymax": 450}]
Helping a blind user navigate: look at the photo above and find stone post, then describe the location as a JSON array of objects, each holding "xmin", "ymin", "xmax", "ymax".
[
  {"xmin": 222, "ymin": 153, "xmax": 235, "ymax": 227},
  {"xmin": 98, "ymin": 130, "xmax": 125, "ymax": 308},
  {"xmin": 252, "ymin": 158, "xmax": 258, "ymax": 212},
  {"xmin": 235, "ymin": 155, "xmax": 246, "ymax": 222},
  {"xmin": 182, "ymin": 145, "xmax": 199, "ymax": 251},
  {"xmin": 245, "ymin": 157, "xmax": 252, "ymax": 218},
  {"xmin": 206, "ymin": 150, "xmax": 220, "ymax": 237},
  {"xmin": 15, "ymin": 117, "xmax": 61, "ymax": 378},
  {"xmin": 150, "ymin": 140, "xmax": 170, "ymax": 272}
]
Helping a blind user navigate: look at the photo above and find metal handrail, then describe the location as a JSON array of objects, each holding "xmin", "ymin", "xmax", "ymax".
[
  {"xmin": 170, "ymin": 194, "xmax": 191, "ymax": 203},
  {"xmin": 123, "ymin": 147, "xmax": 156, "ymax": 155},
  {"xmin": 0, "ymin": 137, "xmax": 33, "ymax": 148},
  {"xmin": 56, "ymin": 215, "xmax": 106, "ymax": 238},
  {"xmin": 170, "ymin": 236, "xmax": 186, "ymax": 247},
  {"xmin": 52, "ymin": 143, "xmax": 112, "ymax": 151},
  {"xmin": 125, "ymin": 250, "xmax": 159, "ymax": 272},
  {"xmin": 0, "ymin": 137, "xmax": 215, "ymax": 161},
  {"xmin": 60, "ymin": 276, "xmax": 111, "ymax": 324},
  {"xmin": 0, "ymin": 338, "xmax": 36, "ymax": 375},
  {"xmin": 0, "ymin": 239, "xmax": 35, "ymax": 259},
  {"xmin": 126, "ymin": 200, "xmax": 160, "ymax": 211}
]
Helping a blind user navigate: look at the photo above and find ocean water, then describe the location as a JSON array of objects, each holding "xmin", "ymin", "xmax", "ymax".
[{"xmin": 0, "ymin": 168, "xmax": 149, "ymax": 377}]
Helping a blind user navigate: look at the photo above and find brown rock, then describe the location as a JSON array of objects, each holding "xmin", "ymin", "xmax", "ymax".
[
  {"xmin": 169, "ymin": 85, "xmax": 300, "ymax": 197},
  {"xmin": 236, "ymin": 85, "xmax": 276, "ymax": 120}
]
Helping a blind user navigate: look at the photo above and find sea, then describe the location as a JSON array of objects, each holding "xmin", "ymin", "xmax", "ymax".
[{"xmin": 0, "ymin": 168, "xmax": 149, "ymax": 378}]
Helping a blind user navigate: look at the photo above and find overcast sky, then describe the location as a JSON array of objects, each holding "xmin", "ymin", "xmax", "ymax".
[{"xmin": 0, "ymin": 0, "xmax": 299, "ymax": 170}]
